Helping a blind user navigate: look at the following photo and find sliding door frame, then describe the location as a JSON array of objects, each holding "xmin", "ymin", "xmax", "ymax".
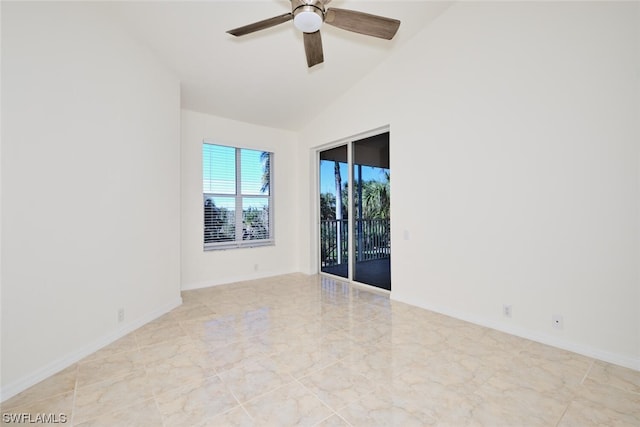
[{"xmin": 313, "ymin": 125, "xmax": 390, "ymax": 290}]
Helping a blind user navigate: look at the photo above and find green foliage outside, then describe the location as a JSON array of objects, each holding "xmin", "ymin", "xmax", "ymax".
[
  {"xmin": 204, "ymin": 151, "xmax": 271, "ymax": 244},
  {"xmin": 320, "ymin": 169, "xmax": 390, "ymax": 266},
  {"xmin": 320, "ymin": 177, "xmax": 390, "ymax": 221}
]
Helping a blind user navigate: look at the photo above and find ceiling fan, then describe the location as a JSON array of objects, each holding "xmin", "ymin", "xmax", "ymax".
[{"xmin": 227, "ymin": 0, "xmax": 401, "ymax": 68}]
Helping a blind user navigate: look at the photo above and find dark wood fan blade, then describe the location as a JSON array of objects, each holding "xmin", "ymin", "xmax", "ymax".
[
  {"xmin": 325, "ymin": 8, "xmax": 400, "ymax": 40},
  {"xmin": 227, "ymin": 13, "xmax": 293, "ymax": 36},
  {"xmin": 304, "ymin": 31, "xmax": 324, "ymax": 68}
]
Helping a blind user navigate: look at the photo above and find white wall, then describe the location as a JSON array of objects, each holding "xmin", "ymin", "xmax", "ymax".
[
  {"xmin": 298, "ymin": 1, "xmax": 640, "ymax": 369},
  {"xmin": 181, "ymin": 110, "xmax": 300, "ymax": 290},
  {"xmin": 1, "ymin": 2, "xmax": 182, "ymax": 398}
]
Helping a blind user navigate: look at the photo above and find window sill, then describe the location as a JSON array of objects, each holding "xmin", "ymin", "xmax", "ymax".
[{"xmin": 204, "ymin": 240, "xmax": 275, "ymax": 251}]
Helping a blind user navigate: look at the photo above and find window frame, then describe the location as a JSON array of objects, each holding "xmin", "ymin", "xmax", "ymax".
[{"xmin": 203, "ymin": 142, "xmax": 274, "ymax": 251}]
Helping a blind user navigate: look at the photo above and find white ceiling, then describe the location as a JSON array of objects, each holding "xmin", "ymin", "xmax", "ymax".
[{"xmin": 110, "ymin": 1, "xmax": 453, "ymax": 131}]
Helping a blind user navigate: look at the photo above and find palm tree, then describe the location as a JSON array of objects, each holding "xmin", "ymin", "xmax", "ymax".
[
  {"xmin": 353, "ymin": 170, "xmax": 389, "ymax": 260},
  {"xmin": 320, "ymin": 192, "xmax": 336, "ymax": 220},
  {"xmin": 363, "ymin": 181, "xmax": 390, "ymax": 219},
  {"xmin": 260, "ymin": 151, "xmax": 270, "ymax": 193},
  {"xmin": 334, "ymin": 161, "xmax": 343, "ymax": 264}
]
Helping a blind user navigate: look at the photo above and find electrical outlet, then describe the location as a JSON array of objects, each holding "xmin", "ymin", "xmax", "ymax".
[
  {"xmin": 552, "ymin": 314, "xmax": 563, "ymax": 329},
  {"xmin": 254, "ymin": 264, "xmax": 259, "ymax": 271},
  {"xmin": 118, "ymin": 308, "xmax": 125, "ymax": 323},
  {"xmin": 503, "ymin": 305, "xmax": 512, "ymax": 318}
]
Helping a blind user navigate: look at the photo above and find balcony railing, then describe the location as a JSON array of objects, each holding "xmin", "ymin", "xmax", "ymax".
[{"xmin": 320, "ymin": 219, "xmax": 390, "ymax": 267}]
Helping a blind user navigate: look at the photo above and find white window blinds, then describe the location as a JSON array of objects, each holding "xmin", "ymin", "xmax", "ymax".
[{"xmin": 203, "ymin": 143, "xmax": 273, "ymax": 249}]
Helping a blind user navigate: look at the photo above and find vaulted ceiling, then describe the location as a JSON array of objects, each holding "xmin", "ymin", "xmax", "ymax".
[{"xmin": 109, "ymin": 1, "xmax": 453, "ymax": 130}]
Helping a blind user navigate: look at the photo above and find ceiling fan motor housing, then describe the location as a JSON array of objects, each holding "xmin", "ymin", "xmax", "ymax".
[{"xmin": 292, "ymin": 0, "xmax": 325, "ymax": 33}]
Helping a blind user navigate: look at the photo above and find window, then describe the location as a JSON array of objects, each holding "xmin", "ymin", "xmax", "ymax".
[{"xmin": 203, "ymin": 143, "xmax": 273, "ymax": 250}]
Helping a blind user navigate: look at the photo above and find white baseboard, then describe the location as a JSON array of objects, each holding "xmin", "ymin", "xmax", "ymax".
[
  {"xmin": 391, "ymin": 293, "xmax": 640, "ymax": 372},
  {"xmin": 0, "ymin": 297, "xmax": 183, "ymax": 403},
  {"xmin": 181, "ymin": 269, "xmax": 296, "ymax": 291}
]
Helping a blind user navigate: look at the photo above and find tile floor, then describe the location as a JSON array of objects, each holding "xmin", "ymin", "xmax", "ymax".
[{"xmin": 2, "ymin": 274, "xmax": 639, "ymax": 426}]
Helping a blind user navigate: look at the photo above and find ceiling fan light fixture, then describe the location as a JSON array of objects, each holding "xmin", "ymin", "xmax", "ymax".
[{"xmin": 293, "ymin": 6, "xmax": 323, "ymax": 33}]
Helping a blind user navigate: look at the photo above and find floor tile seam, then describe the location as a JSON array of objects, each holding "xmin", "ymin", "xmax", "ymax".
[
  {"xmin": 225, "ymin": 379, "xmax": 279, "ymax": 409},
  {"xmin": 192, "ymin": 379, "xmax": 246, "ymax": 418},
  {"xmin": 210, "ymin": 350, "xmax": 274, "ymax": 376},
  {"xmin": 360, "ymin": 362, "xmax": 414, "ymax": 385},
  {"xmin": 424, "ymin": 369, "xmax": 489, "ymax": 398},
  {"xmin": 151, "ymin": 392, "xmax": 170, "ymax": 427},
  {"xmin": 332, "ymin": 370, "xmax": 380, "ymax": 412},
  {"xmin": 311, "ymin": 411, "xmax": 349, "ymax": 427},
  {"xmin": 198, "ymin": 301, "xmax": 233, "ymax": 311},
  {"xmin": 233, "ymin": 402, "xmax": 255, "ymax": 423},
  {"xmin": 171, "ymin": 315, "xmax": 220, "ymax": 325},
  {"xmin": 140, "ymin": 357, "xmax": 164, "ymax": 401},
  {"xmin": 77, "ymin": 348, "xmax": 146, "ymax": 370},
  {"xmin": 164, "ymin": 374, "xmax": 247, "ymax": 424},
  {"xmin": 150, "ymin": 371, "xmax": 224, "ymax": 403},
  {"xmin": 466, "ymin": 369, "xmax": 511, "ymax": 398},
  {"xmin": 199, "ymin": 371, "xmax": 225, "ymax": 387},
  {"xmin": 152, "ymin": 375, "xmax": 245, "ymax": 427},
  {"xmin": 291, "ymin": 376, "xmax": 344, "ymax": 419},
  {"xmin": 553, "ymin": 397, "xmax": 574, "ymax": 427},
  {"xmin": 176, "ymin": 319, "xmax": 202, "ymax": 338},
  {"xmin": 72, "ymin": 396, "xmax": 157, "ymax": 427},
  {"xmin": 74, "ymin": 366, "xmax": 148, "ymax": 392},
  {"xmin": 170, "ymin": 303, "xmax": 213, "ymax": 322},
  {"xmin": 131, "ymin": 329, "xmax": 143, "ymax": 352},
  {"xmin": 312, "ymin": 374, "xmax": 379, "ymax": 415},
  {"xmin": 143, "ymin": 350, "xmax": 199, "ymax": 375},
  {"xmin": 0, "ymin": 385, "xmax": 76, "ymax": 414},
  {"xmin": 471, "ymin": 371, "xmax": 579, "ymax": 410},
  {"xmin": 499, "ymin": 360, "xmax": 596, "ymax": 388},
  {"xmin": 136, "ymin": 335, "xmax": 187, "ymax": 349},
  {"xmin": 187, "ymin": 334, "xmax": 246, "ymax": 350},
  {"xmin": 0, "ymin": 374, "xmax": 81, "ymax": 422},
  {"xmin": 138, "ymin": 335, "xmax": 201, "ymax": 354},
  {"xmin": 217, "ymin": 366, "xmax": 297, "ymax": 405},
  {"xmin": 144, "ymin": 359, "xmax": 218, "ymax": 388},
  {"xmin": 335, "ymin": 411, "xmax": 356, "ymax": 427},
  {"xmin": 537, "ymin": 376, "xmax": 588, "ymax": 400},
  {"xmin": 72, "ymin": 395, "xmax": 156, "ymax": 426},
  {"xmin": 180, "ymin": 319, "xmax": 244, "ymax": 339},
  {"xmin": 350, "ymin": 334, "xmax": 393, "ymax": 348},
  {"xmin": 69, "ymin": 366, "xmax": 80, "ymax": 426},
  {"xmin": 286, "ymin": 355, "xmax": 342, "ymax": 381},
  {"xmin": 368, "ymin": 396, "xmax": 441, "ymax": 426},
  {"xmin": 175, "ymin": 298, "xmax": 235, "ymax": 316},
  {"xmin": 580, "ymin": 359, "xmax": 595, "ymax": 386},
  {"xmin": 456, "ymin": 384, "xmax": 536, "ymax": 424},
  {"xmin": 133, "ymin": 321, "xmax": 183, "ymax": 337},
  {"xmin": 239, "ymin": 376, "xmax": 304, "ymax": 410},
  {"xmin": 581, "ymin": 376, "xmax": 640, "ymax": 397},
  {"xmin": 78, "ymin": 345, "xmax": 141, "ymax": 365},
  {"xmin": 420, "ymin": 393, "xmax": 477, "ymax": 426}
]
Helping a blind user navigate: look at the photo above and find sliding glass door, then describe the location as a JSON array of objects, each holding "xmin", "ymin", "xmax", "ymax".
[
  {"xmin": 352, "ymin": 134, "xmax": 391, "ymax": 290},
  {"xmin": 318, "ymin": 132, "xmax": 390, "ymax": 290},
  {"xmin": 319, "ymin": 145, "xmax": 349, "ymax": 279}
]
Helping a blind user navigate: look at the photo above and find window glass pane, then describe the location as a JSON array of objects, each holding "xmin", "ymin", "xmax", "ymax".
[
  {"xmin": 204, "ymin": 196, "xmax": 236, "ymax": 243},
  {"xmin": 241, "ymin": 149, "xmax": 269, "ymax": 196},
  {"xmin": 203, "ymin": 143, "xmax": 273, "ymax": 249},
  {"xmin": 242, "ymin": 197, "xmax": 269, "ymax": 240},
  {"xmin": 203, "ymin": 144, "xmax": 236, "ymax": 194}
]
